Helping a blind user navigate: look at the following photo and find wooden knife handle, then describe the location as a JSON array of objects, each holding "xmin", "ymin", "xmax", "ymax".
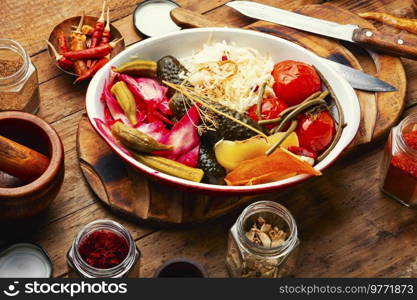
[
  {"xmin": 353, "ymin": 28, "xmax": 417, "ymax": 59},
  {"xmin": 170, "ymin": 8, "xmax": 226, "ymax": 28}
]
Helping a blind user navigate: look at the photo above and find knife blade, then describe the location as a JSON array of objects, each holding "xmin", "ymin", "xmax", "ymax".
[
  {"xmin": 169, "ymin": 7, "xmax": 397, "ymax": 92},
  {"xmin": 226, "ymin": 1, "xmax": 417, "ymax": 60},
  {"xmin": 321, "ymin": 58, "xmax": 396, "ymax": 92}
]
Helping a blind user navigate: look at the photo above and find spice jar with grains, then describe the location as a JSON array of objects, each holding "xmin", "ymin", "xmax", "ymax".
[
  {"xmin": 381, "ymin": 113, "xmax": 417, "ymax": 206},
  {"xmin": 67, "ymin": 219, "xmax": 141, "ymax": 278},
  {"xmin": 0, "ymin": 38, "xmax": 40, "ymax": 114},
  {"xmin": 226, "ymin": 201, "xmax": 299, "ymax": 278}
]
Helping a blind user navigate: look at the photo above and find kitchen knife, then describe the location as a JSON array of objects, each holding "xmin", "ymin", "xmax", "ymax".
[
  {"xmin": 226, "ymin": 1, "xmax": 417, "ymax": 60},
  {"xmin": 321, "ymin": 58, "xmax": 396, "ymax": 92},
  {"xmin": 170, "ymin": 7, "xmax": 397, "ymax": 92}
]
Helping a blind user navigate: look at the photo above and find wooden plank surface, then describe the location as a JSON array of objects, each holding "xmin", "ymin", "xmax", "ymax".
[{"xmin": 1, "ymin": 0, "xmax": 417, "ymax": 278}]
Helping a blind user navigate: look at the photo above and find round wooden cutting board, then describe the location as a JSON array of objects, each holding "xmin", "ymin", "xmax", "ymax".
[{"xmin": 77, "ymin": 3, "xmax": 406, "ymax": 224}]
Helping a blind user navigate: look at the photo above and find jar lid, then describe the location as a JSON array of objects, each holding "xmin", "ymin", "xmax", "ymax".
[
  {"xmin": 0, "ymin": 243, "xmax": 53, "ymax": 278},
  {"xmin": 133, "ymin": 0, "xmax": 181, "ymax": 37}
]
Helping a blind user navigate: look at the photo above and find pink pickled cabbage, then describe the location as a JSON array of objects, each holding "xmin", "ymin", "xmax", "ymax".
[
  {"xmin": 120, "ymin": 74, "xmax": 167, "ymax": 102},
  {"xmin": 120, "ymin": 74, "xmax": 172, "ymax": 124},
  {"xmin": 177, "ymin": 144, "xmax": 200, "ymax": 168},
  {"xmin": 157, "ymin": 105, "xmax": 200, "ymax": 164},
  {"xmin": 135, "ymin": 121, "xmax": 169, "ymax": 143},
  {"xmin": 99, "ymin": 70, "xmax": 201, "ymax": 170}
]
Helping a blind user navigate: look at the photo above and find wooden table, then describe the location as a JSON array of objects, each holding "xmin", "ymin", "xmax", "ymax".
[{"xmin": 2, "ymin": 0, "xmax": 417, "ymax": 278}]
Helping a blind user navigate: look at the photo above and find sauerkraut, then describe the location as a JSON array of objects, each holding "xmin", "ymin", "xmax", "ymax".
[{"xmin": 180, "ymin": 41, "xmax": 275, "ymax": 112}]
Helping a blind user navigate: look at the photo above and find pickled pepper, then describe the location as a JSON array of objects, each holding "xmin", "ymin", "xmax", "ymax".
[
  {"xmin": 111, "ymin": 121, "xmax": 172, "ymax": 152},
  {"xmin": 112, "ymin": 60, "xmax": 157, "ymax": 77},
  {"xmin": 110, "ymin": 81, "xmax": 138, "ymax": 125},
  {"xmin": 225, "ymin": 148, "xmax": 321, "ymax": 186}
]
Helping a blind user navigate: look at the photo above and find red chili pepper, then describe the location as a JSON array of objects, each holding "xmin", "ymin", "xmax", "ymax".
[
  {"xmin": 90, "ymin": 1, "xmax": 106, "ymax": 49},
  {"xmin": 74, "ymin": 57, "xmax": 109, "ymax": 83},
  {"xmin": 99, "ymin": 7, "xmax": 111, "ymax": 46},
  {"xmin": 45, "ymin": 40, "xmax": 74, "ymax": 71},
  {"xmin": 87, "ymin": 1, "xmax": 106, "ymax": 67},
  {"xmin": 57, "ymin": 30, "xmax": 69, "ymax": 53},
  {"xmin": 91, "ymin": 7, "xmax": 112, "ymax": 69},
  {"xmin": 63, "ymin": 38, "xmax": 122, "ymax": 59}
]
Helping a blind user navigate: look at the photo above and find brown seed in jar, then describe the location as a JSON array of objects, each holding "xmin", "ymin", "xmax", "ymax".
[{"xmin": 0, "ymin": 59, "xmax": 23, "ymax": 77}]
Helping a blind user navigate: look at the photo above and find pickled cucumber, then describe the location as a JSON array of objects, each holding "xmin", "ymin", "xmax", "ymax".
[
  {"xmin": 198, "ymin": 143, "xmax": 226, "ymax": 185},
  {"xmin": 157, "ymin": 55, "xmax": 188, "ymax": 86},
  {"xmin": 170, "ymin": 92, "xmax": 264, "ymax": 144}
]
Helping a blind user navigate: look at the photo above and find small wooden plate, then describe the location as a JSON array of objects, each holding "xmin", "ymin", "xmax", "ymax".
[{"xmin": 47, "ymin": 15, "xmax": 125, "ymax": 76}]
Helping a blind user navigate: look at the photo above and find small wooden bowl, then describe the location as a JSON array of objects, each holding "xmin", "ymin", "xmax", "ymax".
[
  {"xmin": 0, "ymin": 111, "xmax": 65, "ymax": 220},
  {"xmin": 153, "ymin": 258, "xmax": 208, "ymax": 277},
  {"xmin": 47, "ymin": 15, "xmax": 125, "ymax": 76}
]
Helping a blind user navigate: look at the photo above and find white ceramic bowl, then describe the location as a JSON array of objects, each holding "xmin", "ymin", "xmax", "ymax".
[{"xmin": 86, "ymin": 28, "xmax": 360, "ymax": 196}]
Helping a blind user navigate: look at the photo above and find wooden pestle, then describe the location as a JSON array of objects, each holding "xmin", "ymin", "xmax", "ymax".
[{"xmin": 0, "ymin": 135, "xmax": 50, "ymax": 183}]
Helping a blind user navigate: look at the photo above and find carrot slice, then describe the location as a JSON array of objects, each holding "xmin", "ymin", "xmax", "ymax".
[{"xmin": 225, "ymin": 148, "xmax": 321, "ymax": 186}]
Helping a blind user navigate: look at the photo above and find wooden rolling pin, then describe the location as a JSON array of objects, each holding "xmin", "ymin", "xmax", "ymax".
[{"xmin": 0, "ymin": 135, "xmax": 50, "ymax": 183}]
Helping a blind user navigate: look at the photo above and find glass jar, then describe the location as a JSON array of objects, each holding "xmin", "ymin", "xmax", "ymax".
[
  {"xmin": 380, "ymin": 113, "xmax": 417, "ymax": 206},
  {"xmin": 226, "ymin": 201, "xmax": 299, "ymax": 278},
  {"xmin": 67, "ymin": 219, "xmax": 141, "ymax": 278},
  {"xmin": 0, "ymin": 38, "xmax": 40, "ymax": 114}
]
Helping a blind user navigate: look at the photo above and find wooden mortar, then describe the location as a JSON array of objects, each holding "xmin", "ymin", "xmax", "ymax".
[{"xmin": 0, "ymin": 111, "xmax": 65, "ymax": 220}]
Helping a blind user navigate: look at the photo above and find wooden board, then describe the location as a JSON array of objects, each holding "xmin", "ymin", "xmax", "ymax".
[{"xmin": 77, "ymin": 4, "xmax": 406, "ymax": 224}]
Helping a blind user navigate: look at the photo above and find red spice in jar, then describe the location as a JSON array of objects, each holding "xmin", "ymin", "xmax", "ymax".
[
  {"xmin": 78, "ymin": 230, "xmax": 129, "ymax": 269},
  {"xmin": 382, "ymin": 131, "xmax": 417, "ymax": 204}
]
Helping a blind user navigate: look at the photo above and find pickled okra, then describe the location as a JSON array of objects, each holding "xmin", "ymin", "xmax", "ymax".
[
  {"xmin": 113, "ymin": 60, "xmax": 157, "ymax": 77},
  {"xmin": 111, "ymin": 81, "xmax": 138, "ymax": 125},
  {"xmin": 132, "ymin": 154, "xmax": 204, "ymax": 182},
  {"xmin": 111, "ymin": 122, "xmax": 172, "ymax": 153}
]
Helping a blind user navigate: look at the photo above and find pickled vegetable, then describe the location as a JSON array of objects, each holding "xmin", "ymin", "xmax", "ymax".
[
  {"xmin": 170, "ymin": 92, "xmax": 264, "ymax": 144},
  {"xmin": 111, "ymin": 81, "xmax": 138, "ymax": 125},
  {"xmin": 225, "ymin": 148, "xmax": 321, "ymax": 186},
  {"xmin": 111, "ymin": 122, "xmax": 172, "ymax": 153},
  {"xmin": 214, "ymin": 132, "xmax": 299, "ymax": 170},
  {"xmin": 198, "ymin": 143, "xmax": 226, "ymax": 184},
  {"xmin": 157, "ymin": 55, "xmax": 188, "ymax": 86},
  {"xmin": 133, "ymin": 154, "xmax": 204, "ymax": 182},
  {"xmin": 113, "ymin": 60, "xmax": 157, "ymax": 77}
]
